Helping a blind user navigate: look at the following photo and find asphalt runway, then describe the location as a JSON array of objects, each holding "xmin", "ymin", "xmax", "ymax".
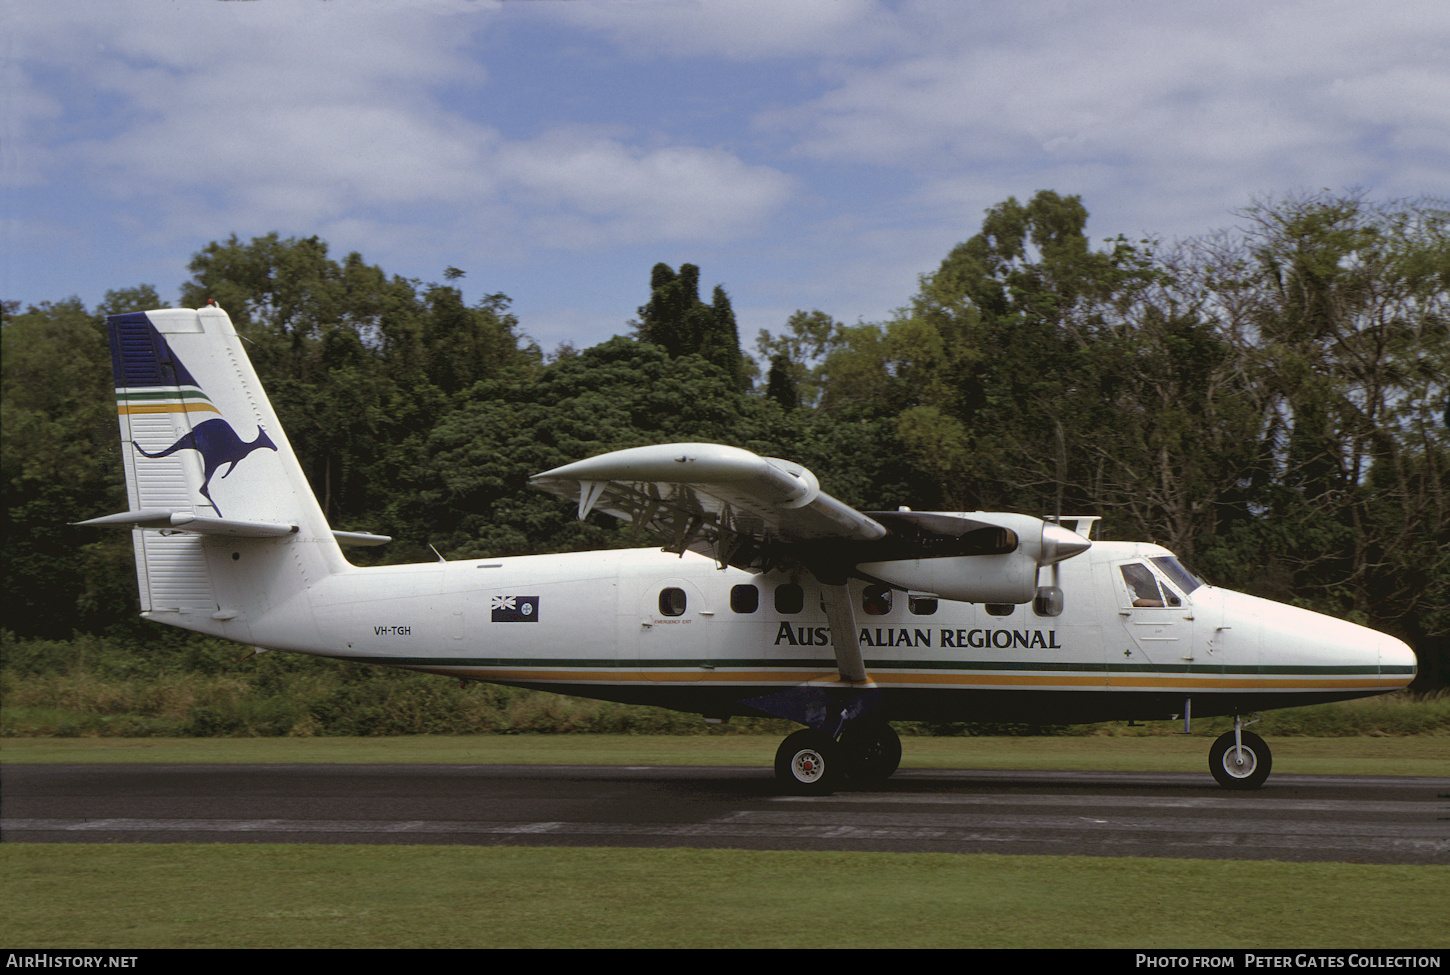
[{"xmin": 3, "ymin": 763, "xmax": 1447, "ymax": 864}]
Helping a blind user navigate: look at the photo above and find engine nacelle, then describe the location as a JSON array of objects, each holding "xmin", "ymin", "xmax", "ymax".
[
  {"xmin": 860, "ymin": 552, "xmax": 1040, "ymax": 603},
  {"xmin": 857, "ymin": 513, "xmax": 1088, "ymax": 603}
]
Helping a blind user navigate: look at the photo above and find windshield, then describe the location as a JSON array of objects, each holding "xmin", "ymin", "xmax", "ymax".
[{"xmin": 1150, "ymin": 556, "xmax": 1206, "ymax": 595}]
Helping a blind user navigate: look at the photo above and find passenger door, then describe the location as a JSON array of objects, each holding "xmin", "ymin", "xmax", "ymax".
[
  {"xmin": 631, "ymin": 576, "xmax": 711, "ymax": 682},
  {"xmin": 1111, "ymin": 560, "xmax": 1189, "ymax": 668}
]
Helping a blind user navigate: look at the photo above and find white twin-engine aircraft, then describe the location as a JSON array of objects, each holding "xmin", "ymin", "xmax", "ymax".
[{"xmin": 82, "ymin": 306, "xmax": 1417, "ymax": 793}]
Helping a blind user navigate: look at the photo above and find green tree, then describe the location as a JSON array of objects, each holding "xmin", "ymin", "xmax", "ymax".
[
  {"xmin": 755, "ymin": 309, "xmax": 844, "ymax": 411},
  {"xmin": 635, "ymin": 263, "xmax": 746, "ymax": 387},
  {"xmin": 808, "ymin": 191, "xmax": 1170, "ymax": 514},
  {"xmin": 181, "ymin": 233, "xmax": 530, "ymax": 528},
  {"xmin": 764, "ymin": 353, "xmax": 799, "ymax": 410},
  {"xmin": 396, "ymin": 338, "xmax": 757, "ymax": 557},
  {"xmin": 1216, "ymin": 194, "xmax": 1449, "ymax": 659},
  {"xmin": 98, "ymin": 285, "xmax": 164, "ymax": 316},
  {"xmin": 2, "ymin": 298, "xmax": 134, "ymax": 636}
]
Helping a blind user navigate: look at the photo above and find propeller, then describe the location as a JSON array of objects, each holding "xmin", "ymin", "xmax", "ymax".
[
  {"xmin": 1035, "ymin": 420, "xmax": 1087, "ymax": 614},
  {"xmin": 1050, "ymin": 417, "xmax": 1067, "ymax": 589}
]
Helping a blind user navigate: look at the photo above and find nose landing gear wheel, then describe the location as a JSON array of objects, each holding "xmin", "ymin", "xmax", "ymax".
[
  {"xmin": 1209, "ymin": 730, "xmax": 1271, "ymax": 790},
  {"xmin": 775, "ymin": 729, "xmax": 843, "ymax": 795}
]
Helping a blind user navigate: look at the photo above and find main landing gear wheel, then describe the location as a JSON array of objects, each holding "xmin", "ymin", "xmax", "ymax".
[
  {"xmin": 838, "ymin": 721, "xmax": 902, "ymax": 785},
  {"xmin": 1209, "ymin": 730, "xmax": 1272, "ymax": 790},
  {"xmin": 774, "ymin": 729, "xmax": 843, "ymax": 795}
]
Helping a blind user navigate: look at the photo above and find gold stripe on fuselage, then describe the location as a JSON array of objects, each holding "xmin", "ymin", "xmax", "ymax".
[{"xmin": 401, "ymin": 664, "xmax": 1403, "ymax": 694}]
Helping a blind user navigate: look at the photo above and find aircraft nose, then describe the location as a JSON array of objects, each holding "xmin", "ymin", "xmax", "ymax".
[{"xmin": 1379, "ymin": 634, "xmax": 1418, "ymax": 686}]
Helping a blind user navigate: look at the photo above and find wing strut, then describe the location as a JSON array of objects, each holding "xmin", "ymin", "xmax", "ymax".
[
  {"xmin": 577, "ymin": 480, "xmax": 609, "ymax": 519},
  {"xmin": 819, "ymin": 580, "xmax": 868, "ymax": 684}
]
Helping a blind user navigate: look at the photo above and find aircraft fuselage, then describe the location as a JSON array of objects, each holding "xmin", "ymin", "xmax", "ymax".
[
  {"xmin": 162, "ymin": 538, "xmax": 1414, "ymax": 727},
  {"xmin": 96, "ymin": 306, "xmax": 1419, "ymax": 792}
]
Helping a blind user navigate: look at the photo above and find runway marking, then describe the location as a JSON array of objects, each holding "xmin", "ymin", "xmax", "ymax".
[
  {"xmin": 6, "ymin": 771, "xmax": 1445, "ymax": 863},
  {"xmin": 5, "ymin": 815, "xmax": 1446, "ymax": 859},
  {"xmin": 728, "ymin": 809, "xmax": 1448, "ymax": 840},
  {"xmin": 770, "ymin": 793, "xmax": 1434, "ymax": 815},
  {"xmin": 3, "ymin": 819, "xmax": 577, "ymax": 835}
]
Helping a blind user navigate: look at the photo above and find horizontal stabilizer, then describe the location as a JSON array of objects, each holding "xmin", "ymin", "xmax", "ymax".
[
  {"xmin": 331, "ymin": 530, "xmax": 392, "ymax": 548},
  {"xmin": 76, "ymin": 509, "xmax": 298, "ymax": 538},
  {"xmin": 77, "ymin": 509, "xmax": 389, "ymax": 546}
]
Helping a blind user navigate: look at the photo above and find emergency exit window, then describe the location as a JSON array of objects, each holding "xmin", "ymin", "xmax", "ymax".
[{"xmin": 659, "ymin": 587, "xmax": 687, "ymax": 617}]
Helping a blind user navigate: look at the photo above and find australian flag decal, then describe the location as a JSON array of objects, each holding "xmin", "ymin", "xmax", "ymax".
[{"xmin": 491, "ymin": 595, "xmax": 539, "ymax": 623}]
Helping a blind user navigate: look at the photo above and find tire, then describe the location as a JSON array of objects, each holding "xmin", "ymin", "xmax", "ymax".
[
  {"xmin": 839, "ymin": 721, "xmax": 902, "ymax": 785},
  {"xmin": 774, "ymin": 729, "xmax": 842, "ymax": 795},
  {"xmin": 1209, "ymin": 730, "xmax": 1272, "ymax": 790}
]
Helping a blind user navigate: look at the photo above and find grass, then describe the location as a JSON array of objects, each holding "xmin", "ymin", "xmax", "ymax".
[
  {"xmin": 2, "ymin": 845, "xmax": 1446, "ymax": 949},
  {"xmin": 4, "ymin": 732, "xmax": 1448, "ymax": 777},
  {"xmin": 4, "ymin": 735, "xmax": 1447, "ymax": 948},
  {"xmin": 4, "ymin": 677, "xmax": 1447, "ymax": 948}
]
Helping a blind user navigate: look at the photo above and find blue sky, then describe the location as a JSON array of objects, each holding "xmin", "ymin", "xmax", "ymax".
[{"xmin": 6, "ymin": 0, "xmax": 1447, "ymax": 357}]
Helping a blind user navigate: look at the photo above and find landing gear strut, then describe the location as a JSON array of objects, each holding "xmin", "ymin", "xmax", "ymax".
[
  {"xmin": 774, "ymin": 722, "xmax": 902, "ymax": 794},
  {"xmin": 839, "ymin": 720, "xmax": 902, "ymax": 785},
  {"xmin": 1209, "ymin": 717, "xmax": 1272, "ymax": 790}
]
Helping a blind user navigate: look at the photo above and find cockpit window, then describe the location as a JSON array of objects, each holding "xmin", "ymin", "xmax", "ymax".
[
  {"xmin": 1150, "ymin": 556, "xmax": 1205, "ymax": 595},
  {"xmin": 1120, "ymin": 563, "xmax": 1181, "ymax": 608},
  {"xmin": 1121, "ymin": 563, "xmax": 1165, "ymax": 606}
]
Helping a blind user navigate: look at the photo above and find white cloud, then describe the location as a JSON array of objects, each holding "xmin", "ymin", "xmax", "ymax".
[
  {"xmin": 9, "ymin": 0, "xmax": 797, "ymax": 274},
  {"xmin": 541, "ymin": 0, "xmax": 896, "ymax": 61},
  {"xmin": 494, "ymin": 130, "xmax": 795, "ymax": 247},
  {"xmin": 751, "ymin": 1, "xmax": 1449, "ymax": 242},
  {"xmin": 15, "ymin": 2, "xmax": 497, "ymax": 201},
  {"xmin": 6, "ymin": 0, "xmax": 1445, "ymax": 347}
]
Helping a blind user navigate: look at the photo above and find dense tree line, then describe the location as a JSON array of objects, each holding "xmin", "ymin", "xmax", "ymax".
[{"xmin": 3, "ymin": 193, "xmax": 1445, "ymax": 688}]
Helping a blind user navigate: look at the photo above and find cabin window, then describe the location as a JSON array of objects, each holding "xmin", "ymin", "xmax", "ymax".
[
  {"xmin": 659, "ymin": 587, "xmax": 688, "ymax": 617},
  {"xmin": 730, "ymin": 584, "xmax": 759, "ymax": 614},
  {"xmin": 774, "ymin": 583, "xmax": 804, "ymax": 615},
  {"xmin": 908, "ymin": 595, "xmax": 938, "ymax": 616},
  {"xmin": 985, "ymin": 603, "xmax": 1014, "ymax": 617},
  {"xmin": 863, "ymin": 585, "xmax": 892, "ymax": 616}
]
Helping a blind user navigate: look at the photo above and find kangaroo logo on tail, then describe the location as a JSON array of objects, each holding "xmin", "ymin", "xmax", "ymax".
[
  {"xmin": 133, "ymin": 418, "xmax": 278, "ymax": 516},
  {"xmin": 110, "ymin": 312, "xmax": 280, "ymax": 517}
]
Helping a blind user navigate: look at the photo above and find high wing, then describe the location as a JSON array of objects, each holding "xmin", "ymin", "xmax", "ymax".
[
  {"xmin": 530, "ymin": 443, "xmax": 887, "ymax": 571},
  {"xmin": 532, "ymin": 443, "xmax": 1091, "ymax": 685}
]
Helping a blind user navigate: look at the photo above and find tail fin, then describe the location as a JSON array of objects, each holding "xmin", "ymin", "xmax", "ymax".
[{"xmin": 81, "ymin": 306, "xmax": 351, "ymax": 638}]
